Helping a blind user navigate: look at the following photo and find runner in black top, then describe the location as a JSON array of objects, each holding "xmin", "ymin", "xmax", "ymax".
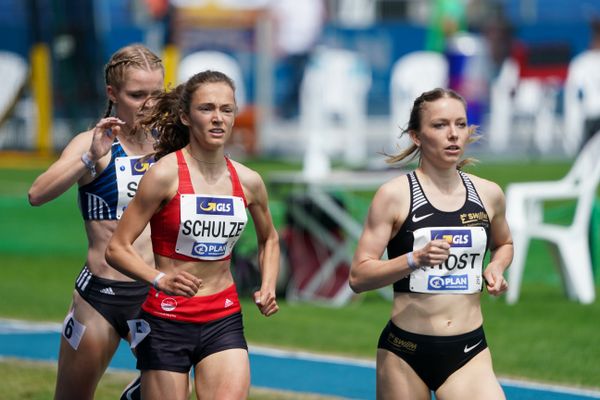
[{"xmin": 350, "ymin": 88, "xmax": 513, "ymax": 400}]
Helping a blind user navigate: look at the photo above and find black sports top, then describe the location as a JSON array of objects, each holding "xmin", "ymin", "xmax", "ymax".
[{"xmin": 388, "ymin": 170, "xmax": 491, "ymax": 293}]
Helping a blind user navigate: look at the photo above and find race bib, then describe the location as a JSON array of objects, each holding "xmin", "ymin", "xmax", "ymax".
[
  {"xmin": 409, "ymin": 226, "xmax": 487, "ymax": 294},
  {"xmin": 175, "ymin": 194, "xmax": 248, "ymax": 260},
  {"xmin": 62, "ymin": 311, "xmax": 86, "ymax": 350},
  {"xmin": 115, "ymin": 156, "xmax": 154, "ymax": 219},
  {"xmin": 127, "ymin": 319, "xmax": 151, "ymax": 349}
]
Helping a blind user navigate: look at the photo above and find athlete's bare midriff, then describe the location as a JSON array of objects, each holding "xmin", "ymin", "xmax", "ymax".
[
  {"xmin": 154, "ymin": 253, "xmax": 235, "ymax": 296},
  {"xmin": 85, "ymin": 220, "xmax": 154, "ymax": 280},
  {"xmin": 391, "ymin": 292, "xmax": 483, "ymax": 336}
]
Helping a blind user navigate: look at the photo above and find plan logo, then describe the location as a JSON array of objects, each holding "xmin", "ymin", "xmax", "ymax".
[
  {"xmin": 431, "ymin": 229, "xmax": 472, "ymax": 247},
  {"xmin": 196, "ymin": 197, "xmax": 234, "ymax": 215},
  {"xmin": 427, "ymin": 275, "xmax": 468, "ymax": 290},
  {"xmin": 192, "ymin": 242, "xmax": 227, "ymax": 257}
]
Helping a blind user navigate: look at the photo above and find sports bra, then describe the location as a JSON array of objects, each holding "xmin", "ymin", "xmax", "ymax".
[
  {"xmin": 388, "ymin": 171, "xmax": 491, "ymax": 294},
  {"xmin": 150, "ymin": 149, "xmax": 248, "ymax": 262},
  {"xmin": 78, "ymin": 140, "xmax": 154, "ymax": 220}
]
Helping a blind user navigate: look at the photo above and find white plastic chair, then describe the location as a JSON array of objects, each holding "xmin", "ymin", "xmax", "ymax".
[
  {"xmin": 389, "ymin": 51, "xmax": 448, "ymax": 151},
  {"xmin": 505, "ymin": 132, "xmax": 600, "ymax": 304},
  {"xmin": 177, "ymin": 50, "xmax": 247, "ymax": 111},
  {"xmin": 563, "ymin": 50, "xmax": 600, "ymax": 156},
  {"xmin": 300, "ymin": 46, "xmax": 371, "ymax": 179}
]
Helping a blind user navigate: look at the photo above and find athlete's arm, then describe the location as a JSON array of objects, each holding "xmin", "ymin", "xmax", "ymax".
[
  {"xmin": 242, "ymin": 166, "xmax": 280, "ymax": 317},
  {"xmin": 28, "ymin": 117, "xmax": 123, "ymax": 206},
  {"xmin": 105, "ymin": 156, "xmax": 200, "ymax": 297},
  {"xmin": 477, "ymin": 178, "xmax": 513, "ymax": 296},
  {"xmin": 349, "ymin": 180, "xmax": 413, "ymax": 293},
  {"xmin": 350, "ymin": 179, "xmax": 451, "ymax": 293}
]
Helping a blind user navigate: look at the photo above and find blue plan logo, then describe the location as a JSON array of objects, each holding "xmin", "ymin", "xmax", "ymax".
[
  {"xmin": 192, "ymin": 242, "xmax": 227, "ymax": 257},
  {"xmin": 427, "ymin": 275, "xmax": 469, "ymax": 290}
]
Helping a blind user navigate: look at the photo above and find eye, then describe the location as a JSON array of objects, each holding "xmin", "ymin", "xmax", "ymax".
[
  {"xmin": 433, "ymin": 122, "xmax": 446, "ymax": 129},
  {"xmin": 457, "ymin": 122, "xmax": 467, "ymax": 128}
]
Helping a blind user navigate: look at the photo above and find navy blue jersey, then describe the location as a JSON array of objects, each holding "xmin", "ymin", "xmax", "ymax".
[
  {"xmin": 388, "ymin": 171, "xmax": 491, "ymax": 293},
  {"xmin": 78, "ymin": 141, "xmax": 154, "ymax": 220}
]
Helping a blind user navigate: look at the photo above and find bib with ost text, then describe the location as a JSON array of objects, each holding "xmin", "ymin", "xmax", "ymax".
[{"xmin": 409, "ymin": 226, "xmax": 487, "ymax": 294}]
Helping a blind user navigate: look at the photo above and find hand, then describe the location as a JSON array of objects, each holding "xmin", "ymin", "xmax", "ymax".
[
  {"xmin": 253, "ymin": 289, "xmax": 279, "ymax": 317},
  {"xmin": 414, "ymin": 239, "xmax": 451, "ymax": 267},
  {"xmin": 483, "ymin": 265, "xmax": 508, "ymax": 296},
  {"xmin": 157, "ymin": 271, "xmax": 202, "ymax": 298},
  {"xmin": 88, "ymin": 117, "xmax": 126, "ymax": 162}
]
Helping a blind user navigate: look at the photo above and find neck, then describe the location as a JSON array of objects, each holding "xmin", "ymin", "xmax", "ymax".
[{"xmin": 185, "ymin": 146, "xmax": 226, "ymax": 167}]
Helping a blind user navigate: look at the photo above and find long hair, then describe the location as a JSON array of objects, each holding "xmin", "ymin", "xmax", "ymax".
[
  {"xmin": 386, "ymin": 87, "xmax": 479, "ymax": 169},
  {"xmin": 141, "ymin": 70, "xmax": 236, "ymax": 160},
  {"xmin": 103, "ymin": 44, "xmax": 164, "ymax": 118}
]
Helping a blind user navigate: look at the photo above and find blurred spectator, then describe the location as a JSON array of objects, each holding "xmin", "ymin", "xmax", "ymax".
[
  {"xmin": 270, "ymin": 0, "xmax": 326, "ymax": 119},
  {"xmin": 425, "ymin": 0, "xmax": 467, "ymax": 53},
  {"xmin": 482, "ymin": 10, "xmax": 514, "ymax": 79}
]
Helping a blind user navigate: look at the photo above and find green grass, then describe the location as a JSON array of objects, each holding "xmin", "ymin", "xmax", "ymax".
[
  {"xmin": 0, "ymin": 359, "xmax": 338, "ymax": 400},
  {"xmin": 1, "ymin": 159, "xmax": 600, "ymax": 395}
]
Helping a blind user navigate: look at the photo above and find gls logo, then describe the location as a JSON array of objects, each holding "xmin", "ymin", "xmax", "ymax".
[
  {"xmin": 130, "ymin": 157, "xmax": 154, "ymax": 175},
  {"xmin": 431, "ymin": 229, "xmax": 472, "ymax": 247},
  {"xmin": 196, "ymin": 197, "xmax": 234, "ymax": 215}
]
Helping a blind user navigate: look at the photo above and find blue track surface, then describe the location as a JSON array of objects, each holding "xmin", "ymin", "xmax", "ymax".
[{"xmin": 1, "ymin": 324, "xmax": 599, "ymax": 400}]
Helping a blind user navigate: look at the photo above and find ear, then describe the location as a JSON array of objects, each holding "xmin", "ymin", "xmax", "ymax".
[
  {"xmin": 409, "ymin": 130, "xmax": 421, "ymax": 147},
  {"xmin": 180, "ymin": 111, "xmax": 190, "ymax": 127},
  {"xmin": 106, "ymin": 85, "xmax": 117, "ymax": 104}
]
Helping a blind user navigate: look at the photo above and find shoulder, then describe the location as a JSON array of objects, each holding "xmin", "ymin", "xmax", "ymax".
[
  {"xmin": 463, "ymin": 172, "xmax": 505, "ymax": 212},
  {"xmin": 139, "ymin": 152, "xmax": 179, "ymax": 196},
  {"xmin": 464, "ymin": 173, "xmax": 503, "ymax": 198},
  {"xmin": 229, "ymin": 159, "xmax": 264, "ymax": 190},
  {"xmin": 369, "ymin": 173, "xmax": 410, "ymax": 219}
]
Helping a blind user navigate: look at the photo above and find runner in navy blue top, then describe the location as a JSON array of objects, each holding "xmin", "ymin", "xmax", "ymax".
[
  {"xmin": 28, "ymin": 44, "xmax": 164, "ymax": 400},
  {"xmin": 350, "ymin": 88, "xmax": 513, "ymax": 400}
]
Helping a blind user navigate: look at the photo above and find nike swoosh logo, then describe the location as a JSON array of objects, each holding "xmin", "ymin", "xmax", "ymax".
[
  {"xmin": 412, "ymin": 213, "xmax": 434, "ymax": 223},
  {"xmin": 464, "ymin": 339, "xmax": 483, "ymax": 353}
]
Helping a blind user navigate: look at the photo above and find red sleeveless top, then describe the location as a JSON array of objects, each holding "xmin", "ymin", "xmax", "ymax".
[{"xmin": 150, "ymin": 149, "xmax": 247, "ymax": 262}]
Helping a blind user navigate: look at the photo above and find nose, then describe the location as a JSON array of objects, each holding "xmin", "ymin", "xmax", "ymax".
[{"xmin": 448, "ymin": 124, "xmax": 459, "ymax": 139}]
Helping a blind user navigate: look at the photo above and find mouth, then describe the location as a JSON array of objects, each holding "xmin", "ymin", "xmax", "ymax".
[{"xmin": 444, "ymin": 145, "xmax": 461, "ymax": 154}]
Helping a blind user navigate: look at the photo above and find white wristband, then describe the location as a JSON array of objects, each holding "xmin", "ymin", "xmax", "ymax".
[
  {"xmin": 407, "ymin": 251, "xmax": 418, "ymax": 271},
  {"xmin": 81, "ymin": 152, "xmax": 97, "ymax": 178},
  {"xmin": 152, "ymin": 272, "xmax": 166, "ymax": 290}
]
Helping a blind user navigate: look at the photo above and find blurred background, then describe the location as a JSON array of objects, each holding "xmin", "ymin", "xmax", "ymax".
[
  {"xmin": 3, "ymin": 0, "xmax": 600, "ymax": 160},
  {"xmin": 1, "ymin": 1, "xmax": 600, "ymax": 398}
]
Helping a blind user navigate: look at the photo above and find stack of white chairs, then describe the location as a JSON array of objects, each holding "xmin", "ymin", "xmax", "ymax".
[
  {"xmin": 389, "ymin": 51, "xmax": 448, "ymax": 151},
  {"xmin": 505, "ymin": 132, "xmax": 600, "ymax": 304},
  {"xmin": 300, "ymin": 46, "xmax": 371, "ymax": 179}
]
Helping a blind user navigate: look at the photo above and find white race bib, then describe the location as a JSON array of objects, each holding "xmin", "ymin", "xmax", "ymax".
[
  {"xmin": 409, "ymin": 226, "xmax": 487, "ymax": 294},
  {"xmin": 176, "ymin": 194, "xmax": 248, "ymax": 260},
  {"xmin": 62, "ymin": 311, "xmax": 86, "ymax": 350},
  {"xmin": 115, "ymin": 156, "xmax": 154, "ymax": 219}
]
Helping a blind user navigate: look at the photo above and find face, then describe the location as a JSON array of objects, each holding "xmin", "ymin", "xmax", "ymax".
[
  {"xmin": 107, "ymin": 67, "xmax": 164, "ymax": 130},
  {"xmin": 181, "ymin": 82, "xmax": 236, "ymax": 149},
  {"xmin": 411, "ymin": 97, "xmax": 469, "ymax": 167}
]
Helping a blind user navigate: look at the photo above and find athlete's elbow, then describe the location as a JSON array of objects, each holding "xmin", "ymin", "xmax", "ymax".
[
  {"xmin": 27, "ymin": 189, "xmax": 44, "ymax": 206},
  {"xmin": 348, "ymin": 270, "xmax": 367, "ymax": 294}
]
